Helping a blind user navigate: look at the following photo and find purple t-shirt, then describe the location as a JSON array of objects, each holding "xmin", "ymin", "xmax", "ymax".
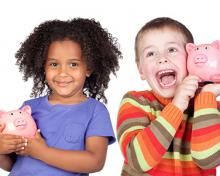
[{"xmin": 9, "ymin": 96, "xmax": 115, "ymax": 176}]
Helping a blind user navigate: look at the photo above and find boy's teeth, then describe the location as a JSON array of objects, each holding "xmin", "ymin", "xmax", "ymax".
[{"xmin": 157, "ymin": 69, "xmax": 176, "ymax": 88}]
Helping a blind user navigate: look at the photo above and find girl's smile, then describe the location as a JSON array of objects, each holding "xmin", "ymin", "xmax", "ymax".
[{"xmin": 54, "ymin": 80, "xmax": 73, "ymax": 87}]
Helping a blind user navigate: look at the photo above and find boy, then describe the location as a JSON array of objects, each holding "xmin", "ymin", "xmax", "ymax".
[{"xmin": 117, "ymin": 17, "xmax": 220, "ymax": 175}]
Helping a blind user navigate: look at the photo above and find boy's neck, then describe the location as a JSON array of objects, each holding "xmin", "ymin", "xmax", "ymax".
[{"xmin": 151, "ymin": 91, "xmax": 172, "ymax": 105}]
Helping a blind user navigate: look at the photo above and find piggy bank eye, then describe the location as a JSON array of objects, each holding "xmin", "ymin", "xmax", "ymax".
[
  {"xmin": 19, "ymin": 111, "xmax": 22, "ymax": 114},
  {"xmin": 196, "ymin": 47, "xmax": 199, "ymax": 50},
  {"xmin": 10, "ymin": 113, "xmax": 14, "ymax": 115},
  {"xmin": 205, "ymin": 46, "xmax": 208, "ymax": 50}
]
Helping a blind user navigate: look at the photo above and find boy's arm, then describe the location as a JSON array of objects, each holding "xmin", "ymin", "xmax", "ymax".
[
  {"xmin": 117, "ymin": 92, "xmax": 183, "ymax": 172},
  {"xmin": 191, "ymin": 91, "xmax": 220, "ymax": 169}
]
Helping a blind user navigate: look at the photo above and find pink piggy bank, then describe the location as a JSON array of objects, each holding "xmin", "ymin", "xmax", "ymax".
[
  {"xmin": 186, "ymin": 40, "xmax": 220, "ymax": 83},
  {"xmin": 0, "ymin": 105, "xmax": 37, "ymax": 138}
]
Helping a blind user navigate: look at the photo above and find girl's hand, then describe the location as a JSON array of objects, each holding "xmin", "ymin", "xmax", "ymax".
[
  {"xmin": 172, "ymin": 75, "xmax": 200, "ymax": 112},
  {"xmin": 16, "ymin": 130, "xmax": 48, "ymax": 159},
  {"xmin": 0, "ymin": 124, "xmax": 27, "ymax": 154},
  {"xmin": 201, "ymin": 83, "xmax": 220, "ymax": 97}
]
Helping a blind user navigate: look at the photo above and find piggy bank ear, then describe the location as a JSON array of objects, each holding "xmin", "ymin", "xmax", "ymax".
[
  {"xmin": 0, "ymin": 110, "xmax": 6, "ymax": 117},
  {"xmin": 211, "ymin": 40, "xmax": 220, "ymax": 50},
  {"xmin": 186, "ymin": 43, "xmax": 195, "ymax": 53},
  {"xmin": 21, "ymin": 105, "xmax": 32, "ymax": 115}
]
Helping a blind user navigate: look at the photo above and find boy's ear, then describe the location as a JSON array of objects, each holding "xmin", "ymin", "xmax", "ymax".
[{"xmin": 137, "ymin": 63, "xmax": 145, "ymax": 80}]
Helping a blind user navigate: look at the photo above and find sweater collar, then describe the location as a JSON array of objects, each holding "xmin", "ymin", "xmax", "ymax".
[{"xmin": 151, "ymin": 91, "xmax": 172, "ymax": 106}]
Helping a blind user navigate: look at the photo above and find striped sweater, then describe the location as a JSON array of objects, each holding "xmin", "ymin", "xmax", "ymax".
[{"xmin": 117, "ymin": 90, "xmax": 220, "ymax": 176}]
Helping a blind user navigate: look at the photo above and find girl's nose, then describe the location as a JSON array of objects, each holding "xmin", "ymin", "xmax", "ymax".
[{"xmin": 59, "ymin": 66, "xmax": 68, "ymax": 76}]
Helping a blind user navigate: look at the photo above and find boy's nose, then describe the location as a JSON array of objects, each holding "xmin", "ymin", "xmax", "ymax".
[{"xmin": 157, "ymin": 57, "xmax": 168, "ymax": 64}]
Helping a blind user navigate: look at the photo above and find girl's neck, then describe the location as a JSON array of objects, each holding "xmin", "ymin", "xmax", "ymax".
[{"xmin": 48, "ymin": 93, "xmax": 88, "ymax": 105}]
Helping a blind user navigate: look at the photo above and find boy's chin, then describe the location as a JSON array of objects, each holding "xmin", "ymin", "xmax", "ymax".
[{"xmin": 156, "ymin": 88, "xmax": 175, "ymax": 98}]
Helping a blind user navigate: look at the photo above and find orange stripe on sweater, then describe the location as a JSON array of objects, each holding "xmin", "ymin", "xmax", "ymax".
[
  {"xmin": 192, "ymin": 135, "xmax": 220, "ymax": 151},
  {"xmin": 192, "ymin": 128, "xmax": 220, "ymax": 144},
  {"xmin": 137, "ymin": 132, "xmax": 157, "ymax": 167}
]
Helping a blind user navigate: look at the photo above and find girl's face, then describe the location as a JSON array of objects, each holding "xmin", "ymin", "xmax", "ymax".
[
  {"xmin": 137, "ymin": 27, "xmax": 187, "ymax": 98},
  {"xmin": 45, "ymin": 40, "xmax": 90, "ymax": 104}
]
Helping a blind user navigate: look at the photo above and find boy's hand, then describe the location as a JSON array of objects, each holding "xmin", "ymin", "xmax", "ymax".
[
  {"xmin": 16, "ymin": 130, "xmax": 49, "ymax": 160},
  {"xmin": 172, "ymin": 75, "xmax": 200, "ymax": 112},
  {"xmin": 201, "ymin": 83, "xmax": 220, "ymax": 97},
  {"xmin": 0, "ymin": 123, "xmax": 27, "ymax": 154}
]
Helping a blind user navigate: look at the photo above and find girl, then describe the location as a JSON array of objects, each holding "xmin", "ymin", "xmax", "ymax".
[{"xmin": 0, "ymin": 18, "xmax": 122, "ymax": 176}]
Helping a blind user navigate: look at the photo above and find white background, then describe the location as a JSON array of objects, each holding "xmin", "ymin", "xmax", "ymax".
[{"xmin": 0, "ymin": 0, "xmax": 220, "ymax": 175}]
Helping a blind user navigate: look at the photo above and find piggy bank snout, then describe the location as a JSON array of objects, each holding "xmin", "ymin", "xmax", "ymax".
[
  {"xmin": 194, "ymin": 54, "xmax": 208, "ymax": 63},
  {"xmin": 13, "ymin": 118, "xmax": 27, "ymax": 129}
]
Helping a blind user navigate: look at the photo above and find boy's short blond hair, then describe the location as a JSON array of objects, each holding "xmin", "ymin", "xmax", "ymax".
[{"xmin": 135, "ymin": 17, "xmax": 194, "ymax": 62}]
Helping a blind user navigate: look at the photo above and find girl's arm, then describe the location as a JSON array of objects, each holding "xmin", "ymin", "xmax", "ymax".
[
  {"xmin": 117, "ymin": 91, "xmax": 183, "ymax": 172},
  {"xmin": 17, "ymin": 132, "xmax": 108, "ymax": 173},
  {"xmin": 191, "ymin": 84, "xmax": 220, "ymax": 169},
  {"xmin": 0, "ymin": 124, "xmax": 26, "ymax": 171},
  {"xmin": 0, "ymin": 154, "xmax": 16, "ymax": 171}
]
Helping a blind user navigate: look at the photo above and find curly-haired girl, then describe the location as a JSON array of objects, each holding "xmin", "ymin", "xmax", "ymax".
[{"xmin": 0, "ymin": 18, "xmax": 122, "ymax": 176}]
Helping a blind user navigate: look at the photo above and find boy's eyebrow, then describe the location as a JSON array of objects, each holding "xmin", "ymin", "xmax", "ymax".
[
  {"xmin": 143, "ymin": 42, "xmax": 182, "ymax": 51},
  {"xmin": 166, "ymin": 41, "xmax": 182, "ymax": 45},
  {"xmin": 142, "ymin": 45, "xmax": 154, "ymax": 53}
]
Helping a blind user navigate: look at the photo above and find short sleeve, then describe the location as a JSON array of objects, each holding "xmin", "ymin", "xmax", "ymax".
[{"xmin": 86, "ymin": 102, "xmax": 115, "ymax": 145}]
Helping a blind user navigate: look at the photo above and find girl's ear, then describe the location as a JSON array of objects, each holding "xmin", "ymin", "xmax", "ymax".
[
  {"xmin": 86, "ymin": 68, "xmax": 93, "ymax": 77},
  {"xmin": 137, "ymin": 62, "xmax": 145, "ymax": 80}
]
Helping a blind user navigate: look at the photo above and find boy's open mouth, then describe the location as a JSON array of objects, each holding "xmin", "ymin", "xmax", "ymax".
[{"xmin": 156, "ymin": 69, "xmax": 177, "ymax": 88}]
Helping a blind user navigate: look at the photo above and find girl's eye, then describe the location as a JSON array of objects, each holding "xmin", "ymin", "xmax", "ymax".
[
  {"xmin": 50, "ymin": 63, "xmax": 58, "ymax": 67},
  {"xmin": 70, "ymin": 63, "xmax": 78, "ymax": 67}
]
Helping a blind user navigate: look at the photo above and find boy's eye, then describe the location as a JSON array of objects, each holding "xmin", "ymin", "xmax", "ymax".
[
  {"xmin": 146, "ymin": 51, "xmax": 155, "ymax": 57},
  {"xmin": 168, "ymin": 48, "xmax": 177, "ymax": 53}
]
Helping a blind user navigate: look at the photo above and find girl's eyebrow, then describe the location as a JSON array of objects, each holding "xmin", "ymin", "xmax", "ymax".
[
  {"xmin": 46, "ymin": 58, "xmax": 56, "ymax": 61},
  {"xmin": 46, "ymin": 58, "xmax": 81, "ymax": 61}
]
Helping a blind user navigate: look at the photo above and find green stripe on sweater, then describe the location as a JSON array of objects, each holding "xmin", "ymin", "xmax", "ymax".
[
  {"xmin": 134, "ymin": 137, "xmax": 151, "ymax": 171},
  {"xmin": 191, "ymin": 143, "xmax": 220, "ymax": 159},
  {"xmin": 194, "ymin": 108, "xmax": 219, "ymax": 118}
]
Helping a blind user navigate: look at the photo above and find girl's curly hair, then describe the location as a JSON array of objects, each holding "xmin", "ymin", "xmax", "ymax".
[{"xmin": 16, "ymin": 18, "xmax": 122, "ymax": 103}]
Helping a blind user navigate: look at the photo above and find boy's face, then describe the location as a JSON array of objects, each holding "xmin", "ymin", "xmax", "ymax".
[{"xmin": 137, "ymin": 27, "xmax": 187, "ymax": 98}]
